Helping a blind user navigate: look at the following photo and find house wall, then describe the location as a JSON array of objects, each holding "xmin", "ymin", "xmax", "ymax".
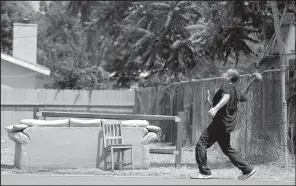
[
  {"xmin": 285, "ymin": 25, "xmax": 295, "ymax": 55},
  {"xmin": 13, "ymin": 23, "xmax": 38, "ymax": 64},
  {"xmin": 1, "ymin": 59, "xmax": 38, "ymax": 89},
  {"xmin": 259, "ymin": 24, "xmax": 295, "ymax": 71}
]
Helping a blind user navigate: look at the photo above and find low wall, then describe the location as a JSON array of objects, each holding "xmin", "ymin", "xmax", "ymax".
[{"xmin": 14, "ymin": 127, "xmax": 143, "ymax": 169}]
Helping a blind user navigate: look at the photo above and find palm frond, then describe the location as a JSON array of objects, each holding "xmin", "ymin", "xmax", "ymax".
[
  {"xmin": 242, "ymin": 36, "xmax": 260, "ymax": 44},
  {"xmin": 67, "ymin": 1, "xmax": 81, "ymax": 16},
  {"xmin": 149, "ymin": 2, "xmax": 171, "ymax": 10},
  {"xmin": 147, "ymin": 21, "xmax": 152, "ymax": 30},
  {"xmin": 242, "ymin": 27, "xmax": 261, "ymax": 34},
  {"xmin": 188, "ymin": 32, "xmax": 200, "ymax": 41},
  {"xmin": 132, "ymin": 2, "xmax": 150, "ymax": 6},
  {"xmin": 133, "ymin": 34, "xmax": 154, "ymax": 50},
  {"xmin": 222, "ymin": 34, "xmax": 232, "ymax": 44},
  {"xmin": 190, "ymin": 37, "xmax": 204, "ymax": 44},
  {"xmin": 142, "ymin": 45, "xmax": 153, "ymax": 62},
  {"xmin": 171, "ymin": 40, "xmax": 182, "ymax": 50},
  {"xmin": 135, "ymin": 16, "xmax": 147, "ymax": 27},
  {"xmin": 187, "ymin": 45, "xmax": 197, "ymax": 54},
  {"xmin": 240, "ymin": 43, "xmax": 254, "ymax": 54},
  {"xmin": 178, "ymin": 49, "xmax": 185, "ymax": 68},
  {"xmin": 176, "ymin": 1, "xmax": 192, "ymax": 8},
  {"xmin": 185, "ymin": 24, "xmax": 207, "ymax": 32},
  {"xmin": 124, "ymin": 6, "xmax": 144, "ymax": 22},
  {"xmin": 180, "ymin": 13, "xmax": 191, "ymax": 22},
  {"xmin": 147, "ymin": 50, "xmax": 157, "ymax": 70},
  {"xmin": 123, "ymin": 26, "xmax": 154, "ymax": 36},
  {"xmin": 164, "ymin": 10, "xmax": 174, "ymax": 30},
  {"xmin": 182, "ymin": 4, "xmax": 202, "ymax": 15}
]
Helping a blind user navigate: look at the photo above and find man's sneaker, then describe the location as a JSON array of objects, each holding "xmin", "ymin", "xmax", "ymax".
[
  {"xmin": 238, "ymin": 169, "xmax": 256, "ymax": 180},
  {"xmin": 190, "ymin": 173, "xmax": 213, "ymax": 179}
]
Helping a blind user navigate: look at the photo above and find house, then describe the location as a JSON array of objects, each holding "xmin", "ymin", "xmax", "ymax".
[{"xmin": 1, "ymin": 20, "xmax": 50, "ymax": 89}]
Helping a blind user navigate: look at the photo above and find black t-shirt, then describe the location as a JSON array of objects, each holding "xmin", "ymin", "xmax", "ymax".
[{"xmin": 212, "ymin": 83, "xmax": 247, "ymax": 132}]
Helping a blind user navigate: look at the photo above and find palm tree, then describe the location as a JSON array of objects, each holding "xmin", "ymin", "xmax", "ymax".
[{"xmin": 67, "ymin": 1, "xmax": 97, "ymax": 65}]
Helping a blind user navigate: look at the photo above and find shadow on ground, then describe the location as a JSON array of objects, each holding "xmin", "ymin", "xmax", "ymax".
[{"xmin": 151, "ymin": 156, "xmax": 272, "ymax": 170}]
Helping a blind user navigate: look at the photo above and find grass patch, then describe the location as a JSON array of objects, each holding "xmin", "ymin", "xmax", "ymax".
[{"xmin": 1, "ymin": 136, "xmax": 295, "ymax": 182}]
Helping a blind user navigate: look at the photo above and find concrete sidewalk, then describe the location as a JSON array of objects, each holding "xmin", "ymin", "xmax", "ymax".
[{"xmin": 1, "ymin": 174, "xmax": 295, "ymax": 185}]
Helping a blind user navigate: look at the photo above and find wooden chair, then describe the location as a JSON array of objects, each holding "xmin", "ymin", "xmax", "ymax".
[{"xmin": 102, "ymin": 119, "xmax": 134, "ymax": 172}]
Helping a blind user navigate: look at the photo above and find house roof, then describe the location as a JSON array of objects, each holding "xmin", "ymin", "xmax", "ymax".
[
  {"xmin": 1, "ymin": 84, "xmax": 13, "ymax": 89},
  {"xmin": 1, "ymin": 53, "xmax": 50, "ymax": 76},
  {"xmin": 257, "ymin": 12, "xmax": 295, "ymax": 66}
]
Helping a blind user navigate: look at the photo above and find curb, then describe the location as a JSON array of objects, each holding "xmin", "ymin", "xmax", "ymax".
[{"xmin": 1, "ymin": 172, "xmax": 295, "ymax": 183}]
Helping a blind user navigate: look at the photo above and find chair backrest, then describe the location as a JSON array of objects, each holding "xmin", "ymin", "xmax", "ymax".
[{"xmin": 102, "ymin": 119, "xmax": 123, "ymax": 147}]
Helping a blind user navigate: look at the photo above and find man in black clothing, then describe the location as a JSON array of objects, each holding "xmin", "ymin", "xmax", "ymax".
[{"xmin": 191, "ymin": 69, "xmax": 256, "ymax": 180}]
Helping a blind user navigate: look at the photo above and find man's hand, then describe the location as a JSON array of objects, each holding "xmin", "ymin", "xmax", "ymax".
[
  {"xmin": 208, "ymin": 107, "xmax": 218, "ymax": 117},
  {"xmin": 208, "ymin": 93, "xmax": 230, "ymax": 117},
  {"xmin": 205, "ymin": 90, "xmax": 212, "ymax": 107}
]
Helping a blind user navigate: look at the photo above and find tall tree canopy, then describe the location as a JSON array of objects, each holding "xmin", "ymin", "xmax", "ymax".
[
  {"xmin": 1, "ymin": 1, "xmax": 37, "ymax": 54},
  {"xmin": 2, "ymin": 1, "xmax": 295, "ymax": 89}
]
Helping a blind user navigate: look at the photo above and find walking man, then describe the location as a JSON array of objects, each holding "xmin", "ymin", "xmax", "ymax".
[{"xmin": 191, "ymin": 69, "xmax": 257, "ymax": 180}]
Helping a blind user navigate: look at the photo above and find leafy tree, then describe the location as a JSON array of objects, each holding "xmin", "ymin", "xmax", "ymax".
[
  {"xmin": 116, "ymin": 1, "xmax": 203, "ymax": 82},
  {"xmin": 5, "ymin": 0, "xmax": 293, "ymax": 89},
  {"xmin": 1, "ymin": 1, "xmax": 12, "ymax": 54},
  {"xmin": 89, "ymin": 1, "xmax": 136, "ymax": 88},
  {"xmin": 1, "ymin": 1, "xmax": 37, "ymax": 54},
  {"xmin": 43, "ymin": 24, "xmax": 110, "ymax": 90},
  {"xmin": 36, "ymin": 1, "xmax": 110, "ymax": 90},
  {"xmin": 108, "ymin": 1, "xmax": 294, "ymax": 88},
  {"xmin": 67, "ymin": 1, "xmax": 99, "ymax": 65},
  {"xmin": 39, "ymin": 1, "xmax": 48, "ymax": 14}
]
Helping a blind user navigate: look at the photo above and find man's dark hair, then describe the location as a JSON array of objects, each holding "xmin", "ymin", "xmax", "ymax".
[{"xmin": 228, "ymin": 69, "xmax": 240, "ymax": 83}]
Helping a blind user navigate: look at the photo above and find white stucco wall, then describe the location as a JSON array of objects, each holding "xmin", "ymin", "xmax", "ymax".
[
  {"xmin": 285, "ymin": 25, "xmax": 295, "ymax": 55},
  {"xmin": 13, "ymin": 23, "xmax": 38, "ymax": 64},
  {"xmin": 1, "ymin": 59, "xmax": 41, "ymax": 89}
]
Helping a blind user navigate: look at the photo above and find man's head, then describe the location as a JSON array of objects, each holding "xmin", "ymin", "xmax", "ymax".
[{"xmin": 222, "ymin": 69, "xmax": 240, "ymax": 84}]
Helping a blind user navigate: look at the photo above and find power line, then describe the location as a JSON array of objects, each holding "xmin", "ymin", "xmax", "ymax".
[
  {"xmin": 1, "ymin": 73, "xmax": 39, "ymax": 78},
  {"xmin": 13, "ymin": 27, "xmax": 24, "ymax": 34},
  {"xmin": 13, "ymin": 35, "xmax": 37, "ymax": 39},
  {"xmin": 26, "ymin": 1, "xmax": 36, "ymax": 12}
]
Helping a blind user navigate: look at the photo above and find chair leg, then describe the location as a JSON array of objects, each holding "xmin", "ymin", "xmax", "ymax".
[
  {"xmin": 131, "ymin": 147, "xmax": 134, "ymax": 170},
  {"xmin": 111, "ymin": 147, "xmax": 114, "ymax": 172},
  {"xmin": 104, "ymin": 150, "xmax": 107, "ymax": 171},
  {"xmin": 121, "ymin": 151, "xmax": 124, "ymax": 170}
]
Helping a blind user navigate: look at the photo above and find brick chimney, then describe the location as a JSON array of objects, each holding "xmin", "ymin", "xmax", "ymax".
[{"xmin": 13, "ymin": 19, "xmax": 38, "ymax": 64}]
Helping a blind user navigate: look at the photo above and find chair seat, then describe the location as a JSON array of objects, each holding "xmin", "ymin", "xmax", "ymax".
[
  {"xmin": 108, "ymin": 144, "xmax": 133, "ymax": 147},
  {"xmin": 105, "ymin": 144, "xmax": 133, "ymax": 151}
]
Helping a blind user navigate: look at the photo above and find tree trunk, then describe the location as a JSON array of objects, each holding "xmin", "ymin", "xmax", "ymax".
[
  {"xmin": 81, "ymin": 1, "xmax": 97, "ymax": 66},
  {"xmin": 87, "ymin": 29, "xmax": 97, "ymax": 65},
  {"xmin": 270, "ymin": 1, "xmax": 289, "ymax": 167}
]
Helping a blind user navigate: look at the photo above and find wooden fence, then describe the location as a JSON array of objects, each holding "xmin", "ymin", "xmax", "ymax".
[
  {"xmin": 1, "ymin": 88, "xmax": 135, "ymax": 135},
  {"xmin": 1, "ymin": 70, "xmax": 294, "ymax": 158}
]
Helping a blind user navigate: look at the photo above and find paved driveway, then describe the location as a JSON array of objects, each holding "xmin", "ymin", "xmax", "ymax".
[{"xmin": 1, "ymin": 174, "xmax": 295, "ymax": 185}]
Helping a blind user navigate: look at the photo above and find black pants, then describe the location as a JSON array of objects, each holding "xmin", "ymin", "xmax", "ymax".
[{"xmin": 195, "ymin": 122, "xmax": 253, "ymax": 175}]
